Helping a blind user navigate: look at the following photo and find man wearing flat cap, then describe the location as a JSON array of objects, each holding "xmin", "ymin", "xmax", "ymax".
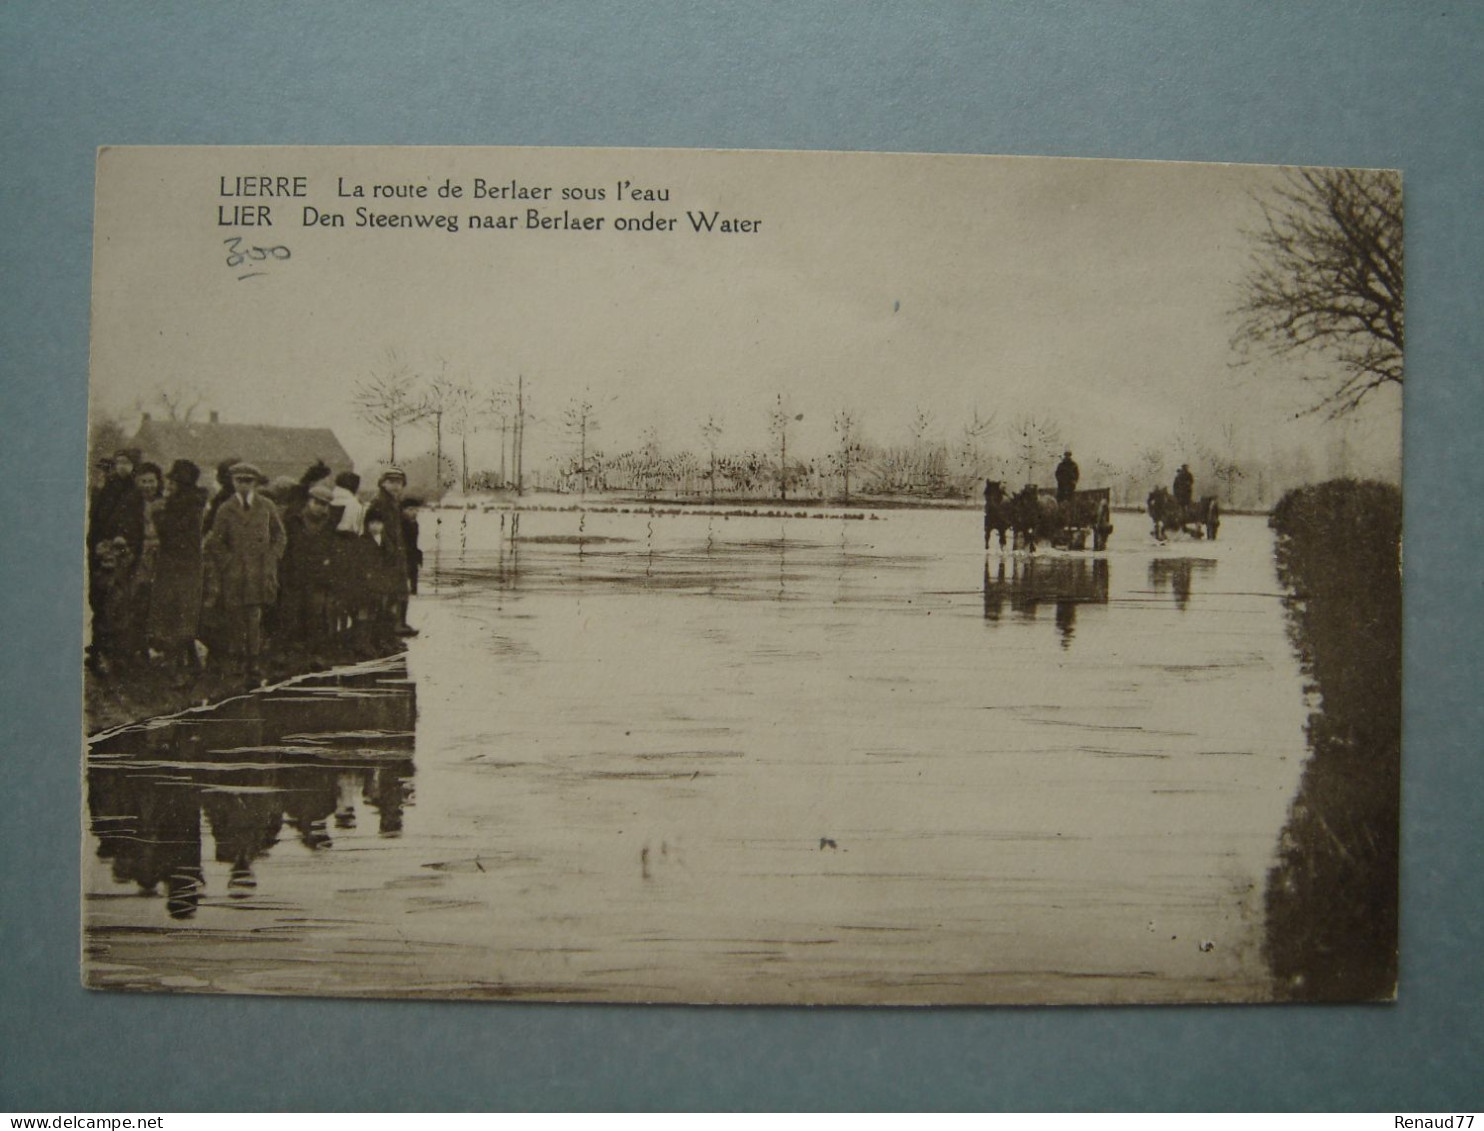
[
  {"xmin": 364, "ymin": 465, "xmax": 417, "ymax": 636},
  {"xmin": 204, "ymin": 462, "xmax": 286, "ymax": 678},
  {"xmin": 280, "ymin": 480, "xmax": 338, "ymax": 657}
]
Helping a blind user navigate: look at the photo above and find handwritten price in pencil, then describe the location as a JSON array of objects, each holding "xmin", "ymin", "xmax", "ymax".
[{"xmin": 224, "ymin": 236, "xmax": 291, "ymax": 281}]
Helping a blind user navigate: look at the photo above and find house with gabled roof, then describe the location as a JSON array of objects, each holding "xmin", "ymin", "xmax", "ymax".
[{"xmin": 126, "ymin": 412, "xmax": 355, "ymax": 483}]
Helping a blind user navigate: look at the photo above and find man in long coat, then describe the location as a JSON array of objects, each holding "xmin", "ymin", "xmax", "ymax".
[
  {"xmin": 1054, "ymin": 450, "xmax": 1080, "ymax": 503},
  {"xmin": 1173, "ymin": 463, "xmax": 1195, "ymax": 510},
  {"xmin": 364, "ymin": 466, "xmax": 416, "ymax": 636},
  {"xmin": 205, "ymin": 462, "xmax": 286, "ymax": 677},
  {"xmin": 280, "ymin": 482, "xmax": 337, "ymax": 656}
]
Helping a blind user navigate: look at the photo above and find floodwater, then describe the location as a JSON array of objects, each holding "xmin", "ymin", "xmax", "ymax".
[{"xmin": 84, "ymin": 507, "xmax": 1313, "ymax": 1004}]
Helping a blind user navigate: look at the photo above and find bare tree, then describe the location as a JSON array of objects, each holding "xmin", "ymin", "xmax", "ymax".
[
  {"xmin": 768, "ymin": 394, "xmax": 800, "ymax": 501},
  {"xmin": 1008, "ymin": 414, "xmax": 1061, "ymax": 486},
  {"xmin": 1136, "ymin": 446, "xmax": 1166, "ymax": 494},
  {"xmin": 637, "ymin": 425, "xmax": 664, "ymax": 497},
  {"xmin": 1208, "ymin": 421, "xmax": 1245, "ymax": 505},
  {"xmin": 513, "ymin": 375, "xmax": 528, "ymax": 496},
  {"xmin": 485, "ymin": 384, "xmax": 513, "ymax": 489},
  {"xmin": 424, "ymin": 365, "xmax": 481, "ymax": 492},
  {"xmin": 909, "ymin": 406, "xmax": 934, "ymax": 448},
  {"xmin": 831, "ymin": 409, "xmax": 865, "ymax": 502},
  {"xmin": 354, "ymin": 350, "xmax": 427, "ymax": 463},
  {"xmin": 700, "ymin": 414, "xmax": 724, "ymax": 501},
  {"xmin": 563, "ymin": 391, "xmax": 600, "ymax": 498},
  {"xmin": 422, "ymin": 360, "xmax": 458, "ymax": 492},
  {"xmin": 957, "ymin": 408, "xmax": 997, "ymax": 484},
  {"xmin": 136, "ymin": 382, "xmax": 205, "ymax": 423},
  {"xmin": 1233, "ymin": 167, "xmax": 1403, "ymax": 418}
]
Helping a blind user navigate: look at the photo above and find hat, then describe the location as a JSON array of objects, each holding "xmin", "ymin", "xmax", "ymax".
[
  {"xmin": 308, "ymin": 483, "xmax": 335, "ymax": 503},
  {"xmin": 378, "ymin": 465, "xmax": 407, "ymax": 484},
  {"xmin": 166, "ymin": 458, "xmax": 201, "ymax": 487},
  {"xmin": 229, "ymin": 461, "xmax": 263, "ymax": 481}
]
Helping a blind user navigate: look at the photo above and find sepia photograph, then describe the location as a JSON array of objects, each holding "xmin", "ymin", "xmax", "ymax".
[{"xmin": 83, "ymin": 145, "xmax": 1402, "ymax": 1005}]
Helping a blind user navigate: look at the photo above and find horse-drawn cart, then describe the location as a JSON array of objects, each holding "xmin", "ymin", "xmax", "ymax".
[
  {"xmin": 1146, "ymin": 487, "xmax": 1220, "ymax": 541},
  {"xmin": 1044, "ymin": 487, "xmax": 1114, "ymax": 551},
  {"xmin": 984, "ymin": 481, "xmax": 1113, "ymax": 551}
]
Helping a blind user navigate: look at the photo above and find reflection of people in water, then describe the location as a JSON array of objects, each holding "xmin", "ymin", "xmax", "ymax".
[
  {"xmin": 334, "ymin": 774, "xmax": 360, "ymax": 830},
  {"xmin": 88, "ymin": 662, "xmax": 420, "ymax": 916},
  {"xmin": 283, "ymin": 771, "xmax": 340, "ymax": 850},
  {"xmin": 982, "ymin": 561, "xmax": 1006, "ymax": 621},
  {"xmin": 982, "ymin": 557, "xmax": 1108, "ymax": 649},
  {"xmin": 1054, "ymin": 597, "xmax": 1077, "ymax": 648},
  {"xmin": 202, "ymin": 787, "xmax": 285, "ymax": 895},
  {"xmin": 1148, "ymin": 557, "xmax": 1214, "ymax": 613},
  {"xmin": 363, "ymin": 767, "xmax": 413, "ymax": 836},
  {"xmin": 88, "ymin": 770, "xmax": 205, "ymax": 918}
]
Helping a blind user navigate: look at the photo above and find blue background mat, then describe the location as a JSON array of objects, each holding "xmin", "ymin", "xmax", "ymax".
[{"xmin": 2, "ymin": 1, "xmax": 1479, "ymax": 1111}]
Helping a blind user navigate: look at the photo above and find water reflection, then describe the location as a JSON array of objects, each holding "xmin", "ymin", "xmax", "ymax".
[
  {"xmin": 87, "ymin": 661, "xmax": 416, "ymax": 919},
  {"xmin": 982, "ymin": 557, "xmax": 1110, "ymax": 648},
  {"xmin": 84, "ymin": 511, "xmax": 1313, "ymax": 1003},
  {"xmin": 1147, "ymin": 557, "xmax": 1217, "ymax": 611}
]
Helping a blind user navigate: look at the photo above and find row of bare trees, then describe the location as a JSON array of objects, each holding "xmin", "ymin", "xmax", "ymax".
[
  {"xmin": 352, "ymin": 351, "xmax": 529, "ymax": 493},
  {"xmin": 542, "ymin": 392, "xmax": 1273, "ymax": 506}
]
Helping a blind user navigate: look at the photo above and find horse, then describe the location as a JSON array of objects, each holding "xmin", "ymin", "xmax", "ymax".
[
  {"xmin": 985, "ymin": 481, "xmax": 1049, "ymax": 551},
  {"xmin": 1009, "ymin": 484, "xmax": 1062, "ymax": 552},
  {"xmin": 1147, "ymin": 486, "xmax": 1221, "ymax": 541},
  {"xmin": 983, "ymin": 480, "xmax": 1014, "ymax": 549}
]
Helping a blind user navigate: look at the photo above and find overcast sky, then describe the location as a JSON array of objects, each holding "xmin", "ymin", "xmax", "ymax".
[{"xmin": 90, "ymin": 146, "xmax": 1402, "ymax": 477}]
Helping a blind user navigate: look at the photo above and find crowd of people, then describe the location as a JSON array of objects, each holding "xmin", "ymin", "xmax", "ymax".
[{"xmin": 87, "ymin": 450, "xmax": 424, "ymax": 683}]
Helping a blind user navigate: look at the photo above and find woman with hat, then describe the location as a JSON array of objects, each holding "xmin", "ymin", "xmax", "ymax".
[{"xmin": 147, "ymin": 459, "xmax": 209, "ymax": 681}]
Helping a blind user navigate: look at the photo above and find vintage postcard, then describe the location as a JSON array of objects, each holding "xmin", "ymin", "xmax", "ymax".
[{"xmin": 84, "ymin": 146, "xmax": 1401, "ymax": 1004}]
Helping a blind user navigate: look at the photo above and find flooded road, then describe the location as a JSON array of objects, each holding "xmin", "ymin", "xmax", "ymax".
[{"xmin": 85, "ymin": 508, "xmax": 1312, "ymax": 1004}]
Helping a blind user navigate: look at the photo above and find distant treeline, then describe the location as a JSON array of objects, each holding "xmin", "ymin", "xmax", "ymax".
[{"xmin": 459, "ymin": 438, "xmax": 1383, "ymax": 510}]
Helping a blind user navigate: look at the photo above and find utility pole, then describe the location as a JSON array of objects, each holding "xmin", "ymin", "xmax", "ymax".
[
  {"xmin": 515, "ymin": 374, "xmax": 525, "ymax": 497},
  {"xmin": 769, "ymin": 393, "xmax": 791, "ymax": 502},
  {"xmin": 780, "ymin": 421, "xmax": 787, "ymax": 501}
]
